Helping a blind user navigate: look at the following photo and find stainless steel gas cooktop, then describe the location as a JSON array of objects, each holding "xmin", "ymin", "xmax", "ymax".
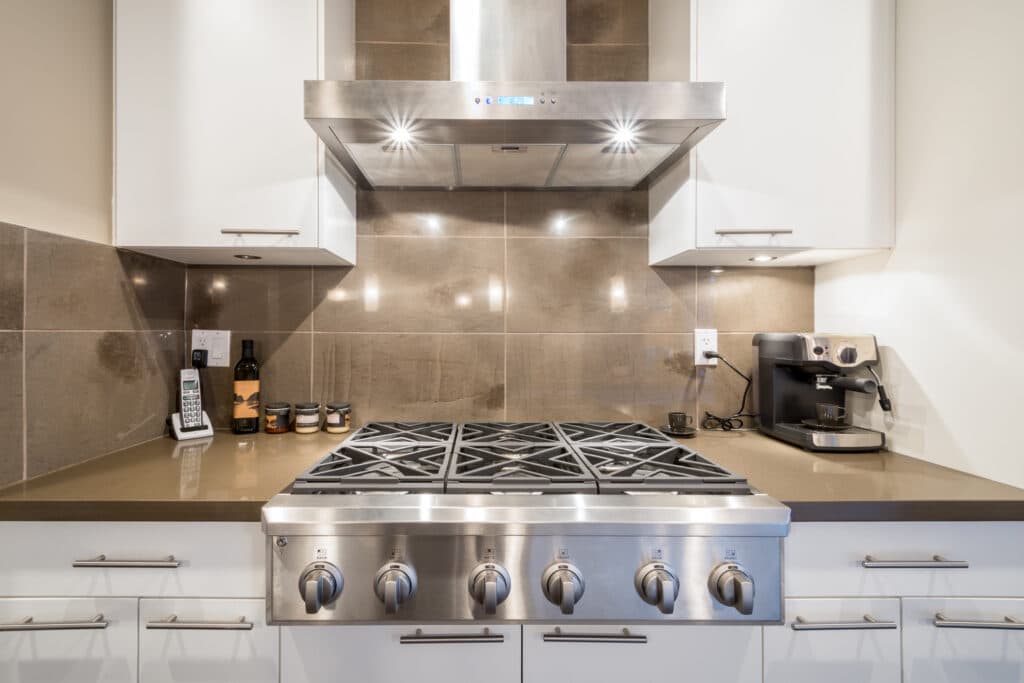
[{"xmin": 263, "ymin": 422, "xmax": 790, "ymax": 625}]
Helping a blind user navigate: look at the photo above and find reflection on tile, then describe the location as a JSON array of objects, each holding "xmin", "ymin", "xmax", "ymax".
[
  {"xmin": 0, "ymin": 332, "xmax": 24, "ymax": 486},
  {"xmin": 358, "ymin": 191, "xmax": 504, "ymax": 236},
  {"xmin": 567, "ymin": 44, "xmax": 648, "ymax": 81},
  {"xmin": 567, "ymin": 0, "xmax": 648, "ymax": 45},
  {"xmin": 356, "ymin": 0, "xmax": 449, "ymax": 43},
  {"xmin": 507, "ymin": 191, "xmax": 647, "ymax": 237},
  {"xmin": 0, "ymin": 223, "xmax": 25, "ymax": 329},
  {"xmin": 507, "ymin": 238, "xmax": 694, "ymax": 332},
  {"xmin": 506, "ymin": 334, "xmax": 696, "ymax": 425},
  {"xmin": 187, "ymin": 266, "xmax": 312, "ymax": 332},
  {"xmin": 25, "ymin": 231, "xmax": 185, "ymax": 330},
  {"xmin": 696, "ymin": 267, "xmax": 814, "ymax": 332},
  {"xmin": 313, "ymin": 333, "xmax": 504, "ymax": 423},
  {"xmin": 314, "ymin": 237, "xmax": 505, "ymax": 333},
  {"xmin": 696, "ymin": 333, "xmax": 757, "ymax": 427},
  {"xmin": 356, "ymin": 43, "xmax": 449, "ymax": 80},
  {"xmin": 192, "ymin": 332, "xmax": 312, "ymax": 429},
  {"xmin": 24, "ymin": 331, "xmax": 182, "ymax": 477}
]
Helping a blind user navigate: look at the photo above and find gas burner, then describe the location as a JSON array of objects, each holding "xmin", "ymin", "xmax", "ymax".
[
  {"xmin": 291, "ymin": 443, "xmax": 450, "ymax": 493},
  {"xmin": 574, "ymin": 443, "xmax": 751, "ymax": 494},
  {"xmin": 459, "ymin": 422, "xmax": 561, "ymax": 443},
  {"xmin": 346, "ymin": 421, "xmax": 455, "ymax": 444},
  {"xmin": 448, "ymin": 442, "xmax": 597, "ymax": 493},
  {"xmin": 558, "ymin": 422, "xmax": 675, "ymax": 445}
]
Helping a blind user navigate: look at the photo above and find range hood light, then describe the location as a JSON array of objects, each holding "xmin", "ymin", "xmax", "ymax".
[
  {"xmin": 749, "ymin": 255, "xmax": 777, "ymax": 263},
  {"xmin": 612, "ymin": 125, "xmax": 636, "ymax": 145},
  {"xmin": 389, "ymin": 125, "xmax": 413, "ymax": 147}
]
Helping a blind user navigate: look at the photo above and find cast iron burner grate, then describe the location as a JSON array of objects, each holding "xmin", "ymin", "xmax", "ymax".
[
  {"xmin": 291, "ymin": 443, "xmax": 450, "ymax": 493},
  {"xmin": 459, "ymin": 422, "xmax": 562, "ymax": 444},
  {"xmin": 574, "ymin": 442, "xmax": 751, "ymax": 494},
  {"xmin": 346, "ymin": 421, "xmax": 455, "ymax": 444},
  {"xmin": 558, "ymin": 422, "xmax": 675, "ymax": 445},
  {"xmin": 447, "ymin": 442, "xmax": 597, "ymax": 494}
]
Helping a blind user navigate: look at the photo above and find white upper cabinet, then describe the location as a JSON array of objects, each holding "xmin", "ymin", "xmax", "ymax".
[
  {"xmin": 115, "ymin": 0, "xmax": 356, "ymax": 265},
  {"xmin": 649, "ymin": 0, "xmax": 894, "ymax": 266}
]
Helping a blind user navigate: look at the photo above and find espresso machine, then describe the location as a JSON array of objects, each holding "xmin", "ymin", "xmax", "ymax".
[{"xmin": 752, "ymin": 333, "xmax": 891, "ymax": 452}]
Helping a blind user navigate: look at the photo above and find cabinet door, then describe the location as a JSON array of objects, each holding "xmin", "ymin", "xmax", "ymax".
[
  {"xmin": 903, "ymin": 598, "xmax": 1024, "ymax": 683},
  {"xmin": 139, "ymin": 598, "xmax": 278, "ymax": 683},
  {"xmin": 116, "ymin": 0, "xmax": 318, "ymax": 250},
  {"xmin": 522, "ymin": 624, "xmax": 761, "ymax": 683},
  {"xmin": 764, "ymin": 598, "xmax": 900, "ymax": 683},
  {"xmin": 694, "ymin": 0, "xmax": 894, "ymax": 251},
  {"xmin": 281, "ymin": 624, "xmax": 521, "ymax": 683},
  {"xmin": 0, "ymin": 597, "xmax": 137, "ymax": 683}
]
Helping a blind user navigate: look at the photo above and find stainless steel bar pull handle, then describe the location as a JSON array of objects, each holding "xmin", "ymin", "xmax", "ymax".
[
  {"xmin": 146, "ymin": 615, "xmax": 253, "ymax": 631},
  {"xmin": 714, "ymin": 228, "xmax": 794, "ymax": 235},
  {"xmin": 862, "ymin": 555, "xmax": 969, "ymax": 569},
  {"xmin": 220, "ymin": 228, "xmax": 301, "ymax": 235},
  {"xmin": 792, "ymin": 615, "xmax": 897, "ymax": 631},
  {"xmin": 400, "ymin": 628, "xmax": 504, "ymax": 644},
  {"xmin": 934, "ymin": 613, "xmax": 1024, "ymax": 630},
  {"xmin": 543, "ymin": 627, "xmax": 647, "ymax": 644},
  {"xmin": 0, "ymin": 614, "xmax": 108, "ymax": 632},
  {"xmin": 73, "ymin": 554, "xmax": 180, "ymax": 568}
]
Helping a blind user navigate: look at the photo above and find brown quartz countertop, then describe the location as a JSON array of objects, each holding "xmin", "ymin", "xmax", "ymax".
[{"xmin": 0, "ymin": 430, "xmax": 1022, "ymax": 523}]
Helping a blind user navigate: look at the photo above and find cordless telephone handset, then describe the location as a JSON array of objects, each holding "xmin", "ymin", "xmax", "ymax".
[
  {"xmin": 171, "ymin": 368, "xmax": 214, "ymax": 440},
  {"xmin": 178, "ymin": 369, "xmax": 204, "ymax": 429}
]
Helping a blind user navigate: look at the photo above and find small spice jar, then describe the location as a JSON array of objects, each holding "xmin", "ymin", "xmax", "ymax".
[
  {"xmin": 294, "ymin": 402, "xmax": 321, "ymax": 434},
  {"xmin": 265, "ymin": 402, "xmax": 292, "ymax": 434},
  {"xmin": 325, "ymin": 402, "xmax": 352, "ymax": 434}
]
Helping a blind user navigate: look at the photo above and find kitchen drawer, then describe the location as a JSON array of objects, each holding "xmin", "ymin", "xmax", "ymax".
[
  {"xmin": 139, "ymin": 598, "xmax": 278, "ymax": 683},
  {"xmin": 764, "ymin": 598, "xmax": 901, "ymax": 683},
  {"xmin": 0, "ymin": 597, "xmax": 138, "ymax": 683},
  {"xmin": 522, "ymin": 624, "xmax": 761, "ymax": 683},
  {"xmin": 0, "ymin": 522, "xmax": 263, "ymax": 597},
  {"xmin": 902, "ymin": 598, "xmax": 1024, "ymax": 683},
  {"xmin": 785, "ymin": 522, "xmax": 1024, "ymax": 597},
  {"xmin": 281, "ymin": 624, "xmax": 522, "ymax": 683}
]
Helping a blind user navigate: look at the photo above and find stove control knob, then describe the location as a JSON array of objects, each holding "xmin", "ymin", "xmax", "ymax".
[
  {"xmin": 634, "ymin": 562, "xmax": 679, "ymax": 615},
  {"xmin": 708, "ymin": 562, "xmax": 755, "ymax": 615},
  {"xmin": 468, "ymin": 562, "xmax": 511, "ymax": 615},
  {"xmin": 374, "ymin": 562, "xmax": 417, "ymax": 614},
  {"xmin": 299, "ymin": 562, "xmax": 343, "ymax": 614},
  {"xmin": 542, "ymin": 562, "xmax": 585, "ymax": 615}
]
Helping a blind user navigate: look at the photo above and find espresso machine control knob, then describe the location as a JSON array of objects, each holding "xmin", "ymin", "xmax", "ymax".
[
  {"xmin": 708, "ymin": 563, "xmax": 755, "ymax": 615},
  {"xmin": 838, "ymin": 345, "xmax": 858, "ymax": 364},
  {"xmin": 468, "ymin": 562, "xmax": 511, "ymax": 615},
  {"xmin": 298, "ymin": 562, "xmax": 343, "ymax": 614},
  {"xmin": 374, "ymin": 562, "xmax": 417, "ymax": 614},
  {"xmin": 542, "ymin": 562, "xmax": 585, "ymax": 615},
  {"xmin": 634, "ymin": 562, "xmax": 679, "ymax": 614}
]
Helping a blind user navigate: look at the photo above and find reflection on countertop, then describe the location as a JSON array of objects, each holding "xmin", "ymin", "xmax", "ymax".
[{"xmin": 0, "ymin": 429, "xmax": 1022, "ymax": 522}]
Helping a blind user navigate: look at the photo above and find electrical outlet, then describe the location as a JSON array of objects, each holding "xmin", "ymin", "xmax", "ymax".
[
  {"xmin": 191, "ymin": 329, "xmax": 232, "ymax": 367},
  {"xmin": 694, "ymin": 329, "xmax": 718, "ymax": 366}
]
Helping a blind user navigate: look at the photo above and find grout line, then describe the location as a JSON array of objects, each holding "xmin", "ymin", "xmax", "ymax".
[
  {"xmin": 360, "ymin": 234, "xmax": 647, "ymax": 240},
  {"xmin": 310, "ymin": 265, "xmax": 315, "ymax": 401},
  {"xmin": 355, "ymin": 40, "xmax": 449, "ymax": 47},
  {"xmin": 503, "ymin": 191, "xmax": 508, "ymax": 421},
  {"xmin": 182, "ymin": 266, "xmax": 189, "ymax": 365},
  {"xmin": 21, "ymin": 230, "xmax": 27, "ymax": 481}
]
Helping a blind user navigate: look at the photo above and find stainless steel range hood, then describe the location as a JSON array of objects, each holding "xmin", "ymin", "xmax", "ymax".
[{"xmin": 306, "ymin": 1, "xmax": 725, "ymax": 190}]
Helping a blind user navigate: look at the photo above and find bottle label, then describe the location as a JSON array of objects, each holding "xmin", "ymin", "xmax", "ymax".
[{"xmin": 233, "ymin": 380, "xmax": 260, "ymax": 419}]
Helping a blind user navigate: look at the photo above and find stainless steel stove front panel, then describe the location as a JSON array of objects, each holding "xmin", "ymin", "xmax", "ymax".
[{"xmin": 268, "ymin": 534, "xmax": 782, "ymax": 624}]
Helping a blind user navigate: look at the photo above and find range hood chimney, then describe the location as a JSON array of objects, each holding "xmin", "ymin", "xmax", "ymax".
[{"xmin": 305, "ymin": 1, "xmax": 725, "ymax": 190}]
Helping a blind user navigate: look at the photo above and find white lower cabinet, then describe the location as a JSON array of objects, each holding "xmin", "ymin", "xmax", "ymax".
[
  {"xmin": 0, "ymin": 597, "xmax": 138, "ymax": 683},
  {"xmin": 902, "ymin": 598, "xmax": 1024, "ymax": 683},
  {"xmin": 138, "ymin": 598, "xmax": 278, "ymax": 683},
  {"xmin": 281, "ymin": 624, "xmax": 521, "ymax": 683},
  {"xmin": 764, "ymin": 598, "xmax": 901, "ymax": 683},
  {"xmin": 522, "ymin": 624, "xmax": 761, "ymax": 683}
]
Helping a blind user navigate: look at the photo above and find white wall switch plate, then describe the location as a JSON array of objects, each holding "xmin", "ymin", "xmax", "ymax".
[
  {"xmin": 191, "ymin": 329, "xmax": 232, "ymax": 367},
  {"xmin": 694, "ymin": 328, "xmax": 718, "ymax": 366}
]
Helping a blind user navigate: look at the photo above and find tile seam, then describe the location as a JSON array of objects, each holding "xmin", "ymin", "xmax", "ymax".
[{"xmin": 21, "ymin": 228, "xmax": 27, "ymax": 481}]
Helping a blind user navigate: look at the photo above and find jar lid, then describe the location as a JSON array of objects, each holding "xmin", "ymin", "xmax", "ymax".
[
  {"xmin": 295, "ymin": 402, "xmax": 320, "ymax": 412},
  {"xmin": 265, "ymin": 402, "xmax": 291, "ymax": 412},
  {"xmin": 326, "ymin": 402, "xmax": 351, "ymax": 410}
]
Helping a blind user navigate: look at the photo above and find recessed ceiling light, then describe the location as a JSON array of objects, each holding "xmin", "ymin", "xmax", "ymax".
[
  {"xmin": 749, "ymin": 255, "xmax": 777, "ymax": 263},
  {"xmin": 233, "ymin": 254, "xmax": 262, "ymax": 260},
  {"xmin": 709, "ymin": 267, "xmax": 725, "ymax": 274}
]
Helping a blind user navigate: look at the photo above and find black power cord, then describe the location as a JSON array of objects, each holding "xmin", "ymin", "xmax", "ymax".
[{"xmin": 701, "ymin": 351, "xmax": 758, "ymax": 431}]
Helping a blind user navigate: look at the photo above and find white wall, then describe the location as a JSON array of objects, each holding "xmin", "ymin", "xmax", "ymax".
[
  {"xmin": 815, "ymin": 0, "xmax": 1024, "ymax": 487},
  {"xmin": 0, "ymin": 0, "xmax": 112, "ymax": 244}
]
